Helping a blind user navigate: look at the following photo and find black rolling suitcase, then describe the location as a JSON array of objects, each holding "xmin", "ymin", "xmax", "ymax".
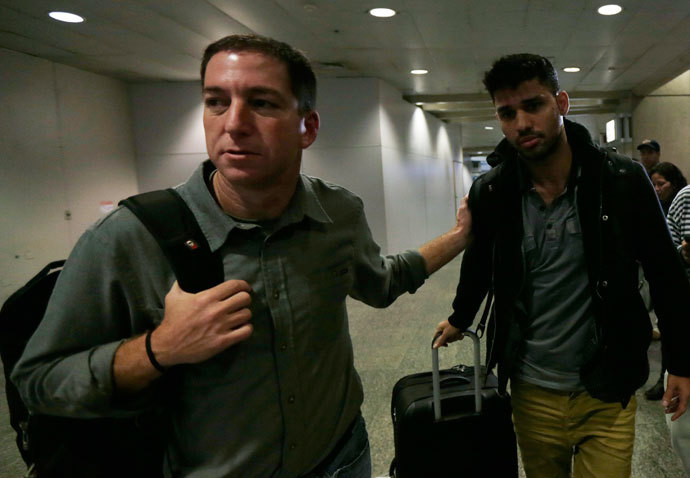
[{"xmin": 390, "ymin": 330, "xmax": 518, "ymax": 477}]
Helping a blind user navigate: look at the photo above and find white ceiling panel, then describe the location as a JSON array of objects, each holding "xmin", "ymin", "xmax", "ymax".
[
  {"xmin": 0, "ymin": 0, "xmax": 687, "ymax": 148},
  {"xmin": 0, "ymin": 4, "xmax": 123, "ymax": 56},
  {"xmin": 136, "ymin": 0, "xmax": 253, "ymax": 40}
]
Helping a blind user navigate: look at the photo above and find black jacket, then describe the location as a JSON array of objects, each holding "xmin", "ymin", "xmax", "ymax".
[{"xmin": 449, "ymin": 119, "xmax": 690, "ymax": 403}]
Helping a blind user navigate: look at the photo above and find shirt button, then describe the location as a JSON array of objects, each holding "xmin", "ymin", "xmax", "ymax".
[
  {"xmin": 602, "ymin": 215, "xmax": 609, "ymax": 221},
  {"xmin": 288, "ymin": 394, "xmax": 295, "ymax": 404},
  {"xmin": 273, "ymin": 291, "xmax": 280, "ymax": 300},
  {"xmin": 602, "ymin": 280, "xmax": 608, "ymax": 288},
  {"xmin": 281, "ymin": 344, "xmax": 287, "ymax": 351},
  {"xmin": 289, "ymin": 443, "xmax": 297, "ymax": 451}
]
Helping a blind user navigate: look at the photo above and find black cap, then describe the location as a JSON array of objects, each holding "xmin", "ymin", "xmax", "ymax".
[{"xmin": 636, "ymin": 139, "xmax": 660, "ymax": 152}]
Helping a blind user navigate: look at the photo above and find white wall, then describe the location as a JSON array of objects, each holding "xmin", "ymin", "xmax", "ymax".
[
  {"xmin": 633, "ymin": 70, "xmax": 690, "ymax": 178},
  {"xmin": 0, "ymin": 48, "xmax": 139, "ymax": 302},
  {"xmin": 378, "ymin": 80, "xmax": 462, "ymax": 253},
  {"xmin": 128, "ymin": 82, "xmax": 207, "ymax": 192},
  {"xmin": 301, "ymin": 78, "xmax": 388, "ymax": 252}
]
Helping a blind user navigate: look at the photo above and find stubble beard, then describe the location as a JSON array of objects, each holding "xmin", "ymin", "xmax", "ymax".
[{"xmin": 515, "ymin": 127, "xmax": 563, "ymax": 163}]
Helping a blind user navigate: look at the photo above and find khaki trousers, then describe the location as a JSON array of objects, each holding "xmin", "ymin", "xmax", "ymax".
[{"xmin": 511, "ymin": 380, "xmax": 636, "ymax": 478}]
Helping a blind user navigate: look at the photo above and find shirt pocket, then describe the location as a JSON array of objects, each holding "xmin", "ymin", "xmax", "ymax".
[
  {"xmin": 566, "ymin": 217, "xmax": 582, "ymax": 235},
  {"xmin": 309, "ymin": 261, "xmax": 353, "ymax": 304},
  {"xmin": 297, "ymin": 260, "xmax": 354, "ymax": 349}
]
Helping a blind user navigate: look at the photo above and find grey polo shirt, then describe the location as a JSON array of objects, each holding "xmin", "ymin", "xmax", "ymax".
[
  {"xmin": 513, "ymin": 161, "xmax": 596, "ymax": 391},
  {"xmin": 13, "ymin": 161, "xmax": 428, "ymax": 477}
]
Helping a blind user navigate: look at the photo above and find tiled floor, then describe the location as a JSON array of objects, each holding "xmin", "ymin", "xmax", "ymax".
[{"xmin": 1, "ymin": 257, "xmax": 685, "ymax": 477}]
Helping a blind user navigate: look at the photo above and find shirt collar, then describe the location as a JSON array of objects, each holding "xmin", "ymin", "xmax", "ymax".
[
  {"xmin": 516, "ymin": 154, "xmax": 582, "ymax": 195},
  {"xmin": 176, "ymin": 161, "xmax": 332, "ymax": 252}
]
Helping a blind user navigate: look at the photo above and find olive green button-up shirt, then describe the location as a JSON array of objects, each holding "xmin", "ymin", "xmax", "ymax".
[{"xmin": 13, "ymin": 161, "xmax": 427, "ymax": 477}]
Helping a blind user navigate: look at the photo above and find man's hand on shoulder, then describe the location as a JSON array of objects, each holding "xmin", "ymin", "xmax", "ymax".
[
  {"xmin": 153, "ymin": 280, "xmax": 253, "ymax": 367},
  {"xmin": 419, "ymin": 196, "xmax": 473, "ymax": 275},
  {"xmin": 664, "ymin": 374, "xmax": 690, "ymax": 421},
  {"xmin": 455, "ymin": 194, "xmax": 472, "ymax": 236}
]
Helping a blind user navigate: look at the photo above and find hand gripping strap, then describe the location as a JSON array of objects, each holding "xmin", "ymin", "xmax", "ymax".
[{"xmin": 119, "ymin": 189, "xmax": 223, "ymax": 293}]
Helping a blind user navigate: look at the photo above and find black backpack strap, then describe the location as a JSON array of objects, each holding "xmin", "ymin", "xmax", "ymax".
[{"xmin": 119, "ymin": 189, "xmax": 223, "ymax": 293}]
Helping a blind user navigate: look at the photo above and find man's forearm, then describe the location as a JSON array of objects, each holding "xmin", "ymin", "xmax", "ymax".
[
  {"xmin": 419, "ymin": 225, "xmax": 471, "ymax": 275},
  {"xmin": 113, "ymin": 334, "xmax": 162, "ymax": 393}
]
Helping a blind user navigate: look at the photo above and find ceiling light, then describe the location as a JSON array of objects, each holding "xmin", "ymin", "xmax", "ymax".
[
  {"xmin": 597, "ymin": 4, "xmax": 622, "ymax": 15},
  {"xmin": 484, "ymin": 126, "xmax": 494, "ymax": 130},
  {"xmin": 477, "ymin": 152, "xmax": 484, "ymax": 154},
  {"xmin": 369, "ymin": 8, "xmax": 396, "ymax": 18},
  {"xmin": 563, "ymin": 67, "xmax": 581, "ymax": 72},
  {"xmin": 410, "ymin": 69, "xmax": 428, "ymax": 75},
  {"xmin": 415, "ymin": 102, "xmax": 423, "ymax": 106},
  {"xmin": 48, "ymin": 11, "xmax": 85, "ymax": 23}
]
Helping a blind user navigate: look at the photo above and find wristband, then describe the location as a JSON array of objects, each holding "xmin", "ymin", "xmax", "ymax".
[{"xmin": 145, "ymin": 329, "xmax": 166, "ymax": 373}]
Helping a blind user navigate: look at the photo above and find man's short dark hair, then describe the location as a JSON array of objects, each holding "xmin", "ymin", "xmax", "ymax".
[
  {"xmin": 483, "ymin": 54, "xmax": 560, "ymax": 100},
  {"xmin": 201, "ymin": 34, "xmax": 316, "ymax": 114}
]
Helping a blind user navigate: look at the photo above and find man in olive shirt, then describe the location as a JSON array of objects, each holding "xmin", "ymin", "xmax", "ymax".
[{"xmin": 13, "ymin": 35, "xmax": 471, "ymax": 477}]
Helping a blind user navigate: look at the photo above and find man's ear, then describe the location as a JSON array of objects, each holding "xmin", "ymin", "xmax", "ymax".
[
  {"xmin": 300, "ymin": 110, "xmax": 320, "ymax": 149},
  {"xmin": 556, "ymin": 90, "xmax": 570, "ymax": 116}
]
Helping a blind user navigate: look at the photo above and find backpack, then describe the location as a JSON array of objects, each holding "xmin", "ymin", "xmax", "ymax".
[{"xmin": 0, "ymin": 188, "xmax": 223, "ymax": 477}]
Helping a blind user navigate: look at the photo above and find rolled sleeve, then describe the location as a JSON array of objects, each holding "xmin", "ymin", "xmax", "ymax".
[{"xmin": 12, "ymin": 210, "xmax": 168, "ymax": 417}]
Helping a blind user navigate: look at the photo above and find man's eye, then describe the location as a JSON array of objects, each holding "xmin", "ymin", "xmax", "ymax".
[
  {"xmin": 499, "ymin": 110, "xmax": 515, "ymax": 120},
  {"xmin": 205, "ymin": 98, "xmax": 227, "ymax": 111},
  {"xmin": 524, "ymin": 101, "xmax": 542, "ymax": 112},
  {"xmin": 251, "ymin": 98, "xmax": 276, "ymax": 108}
]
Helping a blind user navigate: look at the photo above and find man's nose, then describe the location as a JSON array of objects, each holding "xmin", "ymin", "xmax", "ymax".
[
  {"xmin": 224, "ymin": 101, "xmax": 252, "ymax": 134},
  {"xmin": 515, "ymin": 109, "xmax": 531, "ymax": 131}
]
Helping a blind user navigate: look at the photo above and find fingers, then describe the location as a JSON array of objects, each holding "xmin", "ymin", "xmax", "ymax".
[
  {"xmin": 433, "ymin": 321, "xmax": 464, "ymax": 348},
  {"xmin": 204, "ymin": 279, "xmax": 252, "ymax": 301},
  {"xmin": 663, "ymin": 377, "xmax": 690, "ymax": 421},
  {"xmin": 218, "ymin": 323, "xmax": 254, "ymax": 348},
  {"xmin": 221, "ymin": 307, "xmax": 252, "ymax": 332}
]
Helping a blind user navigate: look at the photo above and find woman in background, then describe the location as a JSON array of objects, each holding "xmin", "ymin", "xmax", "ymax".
[
  {"xmin": 644, "ymin": 162, "xmax": 687, "ymax": 401},
  {"xmin": 649, "ymin": 162, "xmax": 687, "ymax": 214}
]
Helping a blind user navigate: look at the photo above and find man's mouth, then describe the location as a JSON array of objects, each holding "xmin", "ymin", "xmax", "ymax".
[
  {"xmin": 518, "ymin": 135, "xmax": 541, "ymax": 149},
  {"xmin": 224, "ymin": 149, "xmax": 259, "ymax": 157}
]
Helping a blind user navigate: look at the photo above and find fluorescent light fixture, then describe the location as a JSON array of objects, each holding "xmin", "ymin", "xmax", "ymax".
[
  {"xmin": 369, "ymin": 8, "xmax": 396, "ymax": 18},
  {"xmin": 606, "ymin": 119, "xmax": 616, "ymax": 142},
  {"xmin": 563, "ymin": 67, "xmax": 581, "ymax": 73},
  {"xmin": 477, "ymin": 151, "xmax": 484, "ymax": 154},
  {"xmin": 597, "ymin": 4, "xmax": 622, "ymax": 15},
  {"xmin": 48, "ymin": 11, "xmax": 84, "ymax": 23},
  {"xmin": 484, "ymin": 126, "xmax": 494, "ymax": 130},
  {"xmin": 410, "ymin": 69, "xmax": 428, "ymax": 75}
]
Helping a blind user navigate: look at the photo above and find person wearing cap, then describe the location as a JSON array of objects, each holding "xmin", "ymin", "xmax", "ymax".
[{"xmin": 637, "ymin": 139, "xmax": 661, "ymax": 173}]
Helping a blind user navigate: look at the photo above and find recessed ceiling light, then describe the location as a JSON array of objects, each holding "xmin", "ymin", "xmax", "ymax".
[
  {"xmin": 48, "ymin": 11, "xmax": 85, "ymax": 23},
  {"xmin": 369, "ymin": 8, "xmax": 396, "ymax": 18},
  {"xmin": 563, "ymin": 67, "xmax": 581, "ymax": 72},
  {"xmin": 484, "ymin": 126, "xmax": 494, "ymax": 130},
  {"xmin": 597, "ymin": 4, "xmax": 622, "ymax": 15},
  {"xmin": 410, "ymin": 69, "xmax": 428, "ymax": 75}
]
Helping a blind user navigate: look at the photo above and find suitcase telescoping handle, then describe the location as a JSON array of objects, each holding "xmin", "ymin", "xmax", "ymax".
[{"xmin": 432, "ymin": 329, "xmax": 482, "ymax": 420}]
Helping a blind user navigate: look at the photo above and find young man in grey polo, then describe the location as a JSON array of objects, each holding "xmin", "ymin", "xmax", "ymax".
[{"xmin": 435, "ymin": 54, "xmax": 690, "ymax": 477}]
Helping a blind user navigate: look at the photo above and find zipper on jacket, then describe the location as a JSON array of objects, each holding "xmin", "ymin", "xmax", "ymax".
[
  {"xmin": 485, "ymin": 240, "xmax": 499, "ymax": 369},
  {"xmin": 592, "ymin": 152, "xmax": 608, "ymax": 343}
]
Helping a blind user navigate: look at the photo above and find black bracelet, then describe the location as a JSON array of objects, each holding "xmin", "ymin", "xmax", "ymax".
[{"xmin": 145, "ymin": 329, "xmax": 166, "ymax": 373}]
